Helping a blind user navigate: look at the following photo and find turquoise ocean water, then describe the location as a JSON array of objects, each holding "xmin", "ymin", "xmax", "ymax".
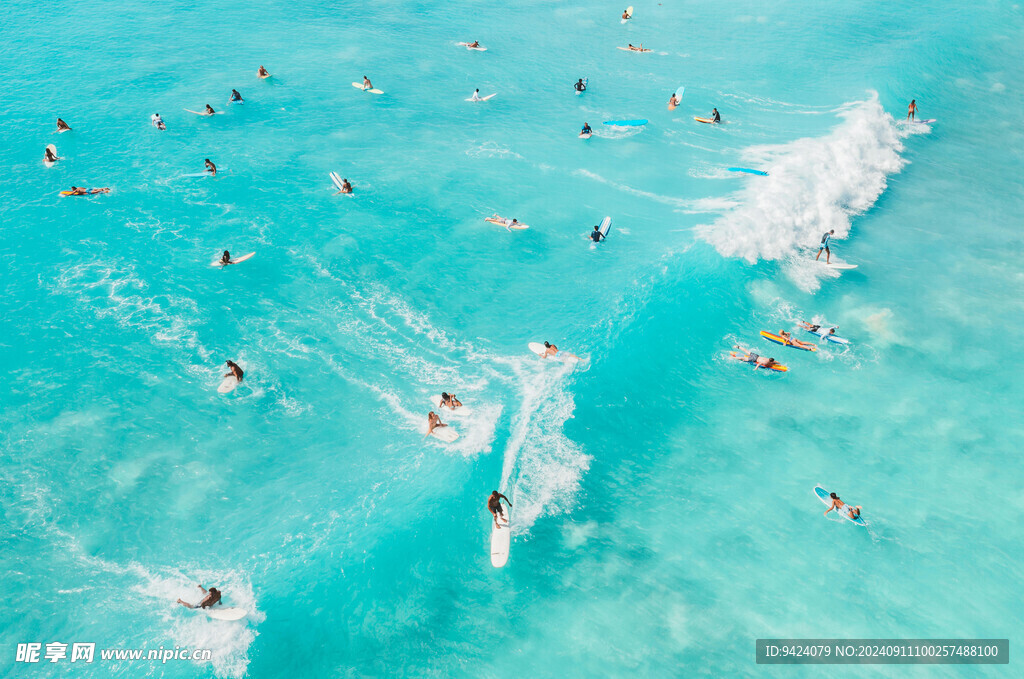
[{"xmin": 2, "ymin": 0, "xmax": 1022, "ymax": 676}]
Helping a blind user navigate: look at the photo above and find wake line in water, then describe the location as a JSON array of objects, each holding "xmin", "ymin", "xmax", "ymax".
[{"xmin": 697, "ymin": 95, "xmax": 922, "ymax": 276}]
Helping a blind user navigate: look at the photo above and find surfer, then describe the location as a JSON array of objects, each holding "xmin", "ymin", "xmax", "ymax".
[
  {"xmin": 177, "ymin": 585, "xmax": 222, "ymax": 610},
  {"xmin": 466, "ymin": 40, "xmax": 480, "ymax": 48},
  {"xmin": 798, "ymin": 321, "xmax": 822, "ymax": 333},
  {"xmin": 470, "ymin": 89, "xmax": 482, "ymax": 101},
  {"xmin": 204, "ymin": 159, "xmax": 217, "ymax": 176},
  {"xmin": 626, "ymin": 43, "xmax": 646, "ymax": 52},
  {"xmin": 339, "ymin": 178, "xmax": 352, "ymax": 194},
  {"xmin": 151, "ymin": 113, "xmax": 166, "ymax": 130},
  {"xmin": 66, "ymin": 186, "xmax": 109, "ymax": 195},
  {"xmin": 711, "ymin": 108, "xmax": 721, "ymax": 123},
  {"xmin": 541, "ymin": 341, "xmax": 558, "ymax": 358},
  {"xmin": 591, "ymin": 224, "xmax": 605, "ymax": 242},
  {"xmin": 575, "ymin": 78, "xmax": 587, "ymax": 93},
  {"xmin": 824, "ymin": 492, "xmax": 861, "ymax": 520},
  {"xmin": 742, "ymin": 350, "xmax": 778, "ymax": 370},
  {"xmin": 669, "ymin": 92, "xmax": 681, "ymax": 108},
  {"xmin": 815, "ymin": 229, "xmax": 835, "ymax": 263},
  {"xmin": 258, "ymin": 65, "xmax": 271, "ymax": 79},
  {"xmin": 230, "ymin": 89, "xmax": 244, "ymax": 103},
  {"xmin": 778, "ymin": 330, "xmax": 814, "ymax": 350},
  {"xmin": 362, "ymin": 76, "xmax": 373, "ymax": 91},
  {"xmin": 224, "ymin": 360, "xmax": 244, "ymax": 383},
  {"xmin": 621, "ymin": 8, "xmax": 632, "ymax": 20},
  {"xmin": 56, "ymin": 118, "xmax": 71, "ymax": 133},
  {"xmin": 487, "ymin": 490, "xmax": 512, "ymax": 528},
  {"xmin": 439, "ymin": 392, "xmax": 463, "ymax": 409},
  {"xmin": 426, "ymin": 411, "xmax": 448, "ymax": 437},
  {"xmin": 220, "ymin": 251, "xmax": 232, "ymax": 265},
  {"xmin": 581, "ymin": 122, "xmax": 593, "ymax": 135},
  {"xmin": 907, "ymin": 99, "xmax": 917, "ymax": 121},
  {"xmin": 44, "ymin": 146, "xmax": 59, "ymax": 163}
]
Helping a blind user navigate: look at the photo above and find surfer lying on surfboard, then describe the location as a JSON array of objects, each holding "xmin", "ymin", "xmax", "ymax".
[
  {"xmin": 733, "ymin": 346, "xmax": 782, "ymax": 371},
  {"xmin": 426, "ymin": 411, "xmax": 448, "ymax": 437},
  {"xmin": 824, "ymin": 492, "xmax": 862, "ymax": 521},
  {"xmin": 624, "ymin": 43, "xmax": 651, "ymax": 52},
  {"xmin": 777, "ymin": 330, "xmax": 816, "ymax": 350},
  {"xmin": 488, "ymin": 490, "xmax": 512, "ymax": 529},
  {"xmin": 63, "ymin": 186, "xmax": 111, "ymax": 196},
  {"xmin": 177, "ymin": 585, "xmax": 222, "ymax": 610},
  {"xmin": 151, "ymin": 113, "xmax": 166, "ymax": 130},
  {"xmin": 799, "ymin": 321, "xmax": 837, "ymax": 337}
]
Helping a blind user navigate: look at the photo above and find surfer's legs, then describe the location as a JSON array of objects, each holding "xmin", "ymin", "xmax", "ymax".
[
  {"xmin": 176, "ymin": 598, "xmax": 197, "ymax": 609},
  {"xmin": 816, "ymin": 248, "xmax": 823, "ymax": 261}
]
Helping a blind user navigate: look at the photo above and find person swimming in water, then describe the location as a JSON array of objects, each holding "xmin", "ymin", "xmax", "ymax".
[
  {"xmin": 825, "ymin": 492, "xmax": 861, "ymax": 520},
  {"xmin": 56, "ymin": 118, "xmax": 71, "ymax": 133},
  {"xmin": 907, "ymin": 99, "xmax": 917, "ymax": 121},
  {"xmin": 487, "ymin": 490, "xmax": 512, "ymax": 528},
  {"xmin": 151, "ymin": 113, "xmax": 166, "ymax": 130},
  {"xmin": 591, "ymin": 224, "xmax": 605, "ymax": 242},
  {"xmin": 230, "ymin": 89, "xmax": 243, "ymax": 103},
  {"xmin": 711, "ymin": 107, "xmax": 721, "ymax": 123},
  {"xmin": 362, "ymin": 76, "xmax": 373, "ymax": 91},
  {"xmin": 575, "ymin": 78, "xmax": 587, "ymax": 93},
  {"xmin": 438, "ymin": 392, "xmax": 463, "ymax": 409},
  {"xmin": 581, "ymin": 122, "xmax": 593, "ymax": 135},
  {"xmin": 257, "ymin": 65, "xmax": 271, "ymax": 79},
  {"xmin": 426, "ymin": 411, "xmax": 447, "ymax": 437},
  {"xmin": 224, "ymin": 360, "xmax": 244, "ymax": 383},
  {"xmin": 177, "ymin": 585, "xmax": 222, "ymax": 610},
  {"xmin": 204, "ymin": 159, "xmax": 217, "ymax": 176},
  {"xmin": 815, "ymin": 229, "xmax": 835, "ymax": 263}
]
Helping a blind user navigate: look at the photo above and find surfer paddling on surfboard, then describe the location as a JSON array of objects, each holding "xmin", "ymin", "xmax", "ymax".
[
  {"xmin": 487, "ymin": 491, "xmax": 512, "ymax": 529},
  {"xmin": 777, "ymin": 330, "xmax": 815, "ymax": 350},
  {"xmin": 815, "ymin": 229, "xmax": 835, "ymax": 263},
  {"xmin": 824, "ymin": 492, "xmax": 862, "ymax": 521},
  {"xmin": 438, "ymin": 393, "xmax": 463, "ymax": 409},
  {"xmin": 151, "ymin": 113, "xmax": 166, "ymax": 130},
  {"xmin": 798, "ymin": 321, "xmax": 840, "ymax": 339},
  {"xmin": 177, "ymin": 585, "xmax": 222, "ymax": 610},
  {"xmin": 426, "ymin": 411, "xmax": 448, "ymax": 438},
  {"xmin": 204, "ymin": 159, "xmax": 217, "ymax": 177}
]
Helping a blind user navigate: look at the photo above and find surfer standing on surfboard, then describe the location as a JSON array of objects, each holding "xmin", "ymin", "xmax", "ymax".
[
  {"xmin": 815, "ymin": 229, "xmax": 835, "ymax": 263},
  {"xmin": 487, "ymin": 491, "xmax": 511, "ymax": 529},
  {"xmin": 177, "ymin": 585, "xmax": 222, "ymax": 610},
  {"xmin": 224, "ymin": 360, "xmax": 244, "ymax": 383},
  {"xmin": 907, "ymin": 99, "xmax": 917, "ymax": 121}
]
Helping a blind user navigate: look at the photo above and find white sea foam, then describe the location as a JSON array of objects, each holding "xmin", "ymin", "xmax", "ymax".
[{"xmin": 697, "ymin": 95, "xmax": 913, "ymax": 289}]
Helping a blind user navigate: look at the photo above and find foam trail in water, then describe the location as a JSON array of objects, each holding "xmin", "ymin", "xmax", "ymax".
[{"xmin": 697, "ymin": 95, "xmax": 919, "ymax": 289}]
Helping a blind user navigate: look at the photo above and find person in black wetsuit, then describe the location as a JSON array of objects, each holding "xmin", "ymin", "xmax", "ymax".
[
  {"xmin": 575, "ymin": 78, "xmax": 586, "ymax": 93},
  {"xmin": 711, "ymin": 108, "xmax": 721, "ymax": 123},
  {"xmin": 591, "ymin": 225, "xmax": 605, "ymax": 242},
  {"xmin": 581, "ymin": 122, "xmax": 593, "ymax": 135},
  {"xmin": 230, "ymin": 89, "xmax": 243, "ymax": 103},
  {"xmin": 205, "ymin": 159, "xmax": 217, "ymax": 176}
]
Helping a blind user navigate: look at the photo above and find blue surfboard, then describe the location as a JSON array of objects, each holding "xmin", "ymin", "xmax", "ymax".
[
  {"xmin": 814, "ymin": 486, "xmax": 866, "ymax": 526},
  {"xmin": 728, "ymin": 167, "xmax": 768, "ymax": 176},
  {"xmin": 603, "ymin": 119, "xmax": 648, "ymax": 126}
]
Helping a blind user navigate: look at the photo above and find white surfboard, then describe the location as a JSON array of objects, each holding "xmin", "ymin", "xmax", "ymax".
[
  {"xmin": 218, "ymin": 375, "xmax": 239, "ymax": 393},
  {"xmin": 184, "ymin": 109, "xmax": 224, "ymax": 115},
  {"xmin": 204, "ymin": 607, "xmax": 247, "ymax": 621},
  {"xmin": 490, "ymin": 505, "xmax": 511, "ymax": 567},
  {"xmin": 458, "ymin": 42, "xmax": 487, "ymax": 51},
  {"xmin": 430, "ymin": 425, "xmax": 459, "ymax": 442},
  {"xmin": 211, "ymin": 252, "xmax": 255, "ymax": 267},
  {"xmin": 466, "ymin": 93, "xmax": 497, "ymax": 102},
  {"xmin": 598, "ymin": 215, "xmax": 612, "ymax": 239},
  {"xmin": 352, "ymin": 83, "xmax": 384, "ymax": 94},
  {"xmin": 329, "ymin": 172, "xmax": 347, "ymax": 192},
  {"xmin": 429, "ymin": 395, "xmax": 472, "ymax": 416},
  {"xmin": 824, "ymin": 261, "xmax": 858, "ymax": 270}
]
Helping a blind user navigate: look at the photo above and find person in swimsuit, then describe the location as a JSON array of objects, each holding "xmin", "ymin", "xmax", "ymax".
[
  {"xmin": 203, "ymin": 104, "xmax": 216, "ymax": 116},
  {"xmin": 711, "ymin": 108, "xmax": 721, "ymax": 123},
  {"xmin": 907, "ymin": 99, "xmax": 917, "ymax": 121},
  {"xmin": 815, "ymin": 229, "xmax": 835, "ymax": 263},
  {"xmin": 230, "ymin": 89, "xmax": 243, "ymax": 103},
  {"xmin": 575, "ymin": 78, "xmax": 587, "ymax": 93},
  {"xmin": 44, "ymin": 146, "xmax": 59, "ymax": 163},
  {"xmin": 224, "ymin": 360, "xmax": 244, "ymax": 383},
  {"xmin": 258, "ymin": 65, "xmax": 271, "ymax": 78},
  {"xmin": 825, "ymin": 492, "xmax": 861, "ymax": 520},
  {"xmin": 469, "ymin": 88, "xmax": 482, "ymax": 101},
  {"xmin": 798, "ymin": 321, "xmax": 822, "ymax": 333},
  {"xmin": 177, "ymin": 585, "xmax": 222, "ymax": 610},
  {"xmin": 68, "ymin": 186, "xmax": 88, "ymax": 195},
  {"xmin": 778, "ymin": 330, "xmax": 814, "ymax": 350},
  {"xmin": 362, "ymin": 76, "xmax": 373, "ymax": 91},
  {"xmin": 669, "ymin": 92, "xmax": 681, "ymax": 107},
  {"xmin": 627, "ymin": 44, "xmax": 647, "ymax": 52},
  {"xmin": 487, "ymin": 490, "xmax": 512, "ymax": 528},
  {"xmin": 340, "ymin": 178, "xmax": 352, "ymax": 194},
  {"xmin": 151, "ymin": 113, "xmax": 166, "ymax": 130},
  {"xmin": 220, "ymin": 251, "xmax": 232, "ymax": 265},
  {"xmin": 466, "ymin": 40, "xmax": 480, "ymax": 48},
  {"xmin": 581, "ymin": 122, "xmax": 593, "ymax": 135},
  {"xmin": 591, "ymin": 225, "xmax": 605, "ymax": 243},
  {"xmin": 205, "ymin": 159, "xmax": 217, "ymax": 176},
  {"xmin": 439, "ymin": 392, "xmax": 463, "ymax": 409},
  {"xmin": 541, "ymin": 341, "xmax": 558, "ymax": 358},
  {"xmin": 426, "ymin": 411, "xmax": 447, "ymax": 437},
  {"xmin": 56, "ymin": 118, "xmax": 71, "ymax": 132},
  {"xmin": 621, "ymin": 8, "xmax": 632, "ymax": 20}
]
